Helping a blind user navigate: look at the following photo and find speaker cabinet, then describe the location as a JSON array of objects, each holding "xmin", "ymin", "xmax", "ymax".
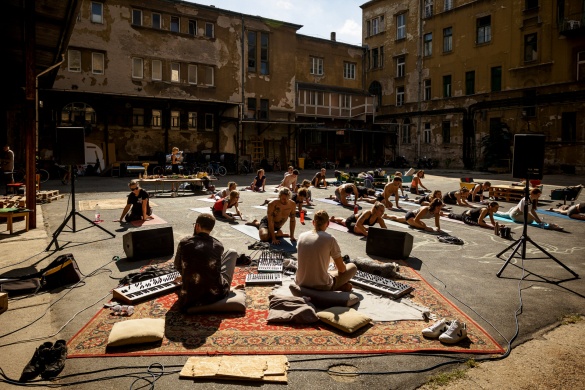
[
  {"xmin": 512, "ymin": 134, "xmax": 545, "ymax": 180},
  {"xmin": 122, "ymin": 226, "xmax": 174, "ymax": 260},
  {"xmin": 55, "ymin": 127, "xmax": 86, "ymax": 165},
  {"xmin": 366, "ymin": 227, "xmax": 413, "ymax": 260}
]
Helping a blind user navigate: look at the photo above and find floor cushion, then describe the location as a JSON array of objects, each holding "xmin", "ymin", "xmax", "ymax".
[
  {"xmin": 316, "ymin": 307, "xmax": 371, "ymax": 334},
  {"xmin": 107, "ymin": 318, "xmax": 165, "ymax": 347}
]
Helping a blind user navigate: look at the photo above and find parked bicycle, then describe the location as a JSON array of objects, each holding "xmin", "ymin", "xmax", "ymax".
[
  {"xmin": 239, "ymin": 160, "xmax": 251, "ymax": 175},
  {"xmin": 206, "ymin": 161, "xmax": 227, "ymax": 176},
  {"xmin": 12, "ymin": 164, "xmax": 50, "ymax": 184}
]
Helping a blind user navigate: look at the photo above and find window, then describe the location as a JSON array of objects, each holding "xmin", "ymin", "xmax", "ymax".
[
  {"xmin": 401, "ymin": 123, "xmax": 410, "ymax": 144},
  {"xmin": 366, "ymin": 20, "xmax": 371, "ymax": 37},
  {"xmin": 424, "ymin": 0, "xmax": 434, "ymax": 18},
  {"xmin": 133, "ymin": 108, "xmax": 144, "ymax": 127},
  {"xmin": 477, "ymin": 16, "xmax": 491, "ymax": 44},
  {"xmin": 396, "ymin": 56, "xmax": 405, "ymax": 77},
  {"xmin": 188, "ymin": 20, "xmax": 197, "ymax": 36},
  {"xmin": 170, "ymin": 16, "xmax": 180, "ymax": 33},
  {"xmin": 525, "ymin": 0, "xmax": 538, "ymax": 10},
  {"xmin": 171, "ymin": 111, "xmax": 180, "ymax": 129},
  {"xmin": 396, "ymin": 86, "xmax": 405, "ymax": 106},
  {"xmin": 424, "ymin": 33, "xmax": 433, "ymax": 56},
  {"xmin": 443, "ymin": 27, "xmax": 452, "ymax": 53},
  {"xmin": 442, "ymin": 121, "xmax": 451, "ymax": 143},
  {"xmin": 259, "ymin": 99, "xmax": 269, "ymax": 120},
  {"xmin": 341, "ymin": 94, "xmax": 351, "ymax": 108},
  {"xmin": 248, "ymin": 31, "xmax": 257, "ymax": 72},
  {"xmin": 578, "ymin": 51, "xmax": 585, "ymax": 81},
  {"xmin": 205, "ymin": 22, "xmax": 214, "ymax": 38},
  {"xmin": 171, "ymin": 62, "xmax": 180, "ymax": 83},
  {"xmin": 491, "ymin": 66, "xmax": 502, "ymax": 92},
  {"xmin": 152, "ymin": 109, "xmax": 161, "ymax": 128},
  {"xmin": 152, "ymin": 60, "xmax": 162, "ymax": 80},
  {"xmin": 465, "ymin": 71, "xmax": 475, "ymax": 95},
  {"xmin": 309, "ymin": 91, "xmax": 324, "ymax": 106},
  {"xmin": 68, "ymin": 50, "xmax": 81, "ymax": 72},
  {"xmin": 371, "ymin": 49, "xmax": 378, "ymax": 69},
  {"xmin": 396, "ymin": 14, "xmax": 406, "ymax": 39},
  {"xmin": 380, "ymin": 46, "xmax": 384, "ymax": 68},
  {"xmin": 132, "ymin": 9, "xmax": 142, "ymax": 26},
  {"xmin": 91, "ymin": 2, "xmax": 103, "ymax": 24},
  {"xmin": 524, "ymin": 33, "xmax": 537, "ymax": 62},
  {"xmin": 152, "ymin": 13, "xmax": 161, "ymax": 29},
  {"xmin": 247, "ymin": 98, "xmax": 256, "ymax": 118},
  {"xmin": 371, "ymin": 18, "xmax": 379, "ymax": 35},
  {"xmin": 444, "ymin": 0, "xmax": 453, "ymax": 11},
  {"xmin": 92, "ymin": 52, "xmax": 104, "ymax": 74},
  {"xmin": 344, "ymin": 62, "xmax": 356, "ymax": 79},
  {"xmin": 204, "ymin": 66, "xmax": 214, "ymax": 86},
  {"xmin": 310, "ymin": 57, "xmax": 324, "ymax": 75},
  {"xmin": 424, "ymin": 123, "xmax": 431, "ymax": 143},
  {"xmin": 205, "ymin": 113, "xmax": 214, "ymax": 131},
  {"xmin": 132, "ymin": 57, "xmax": 143, "ymax": 79},
  {"xmin": 424, "ymin": 79, "xmax": 431, "ymax": 100},
  {"xmin": 368, "ymin": 15, "xmax": 384, "ymax": 36},
  {"xmin": 260, "ymin": 33, "xmax": 269, "ymax": 75},
  {"xmin": 443, "ymin": 75, "xmax": 452, "ymax": 97},
  {"xmin": 188, "ymin": 64, "xmax": 197, "ymax": 84},
  {"xmin": 188, "ymin": 112, "xmax": 197, "ymax": 130},
  {"xmin": 561, "ymin": 112, "xmax": 576, "ymax": 142}
]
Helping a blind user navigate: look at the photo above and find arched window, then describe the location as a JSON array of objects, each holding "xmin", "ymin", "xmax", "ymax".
[{"xmin": 369, "ymin": 81, "xmax": 382, "ymax": 108}]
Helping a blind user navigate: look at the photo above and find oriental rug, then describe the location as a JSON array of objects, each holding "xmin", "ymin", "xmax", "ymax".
[{"xmin": 67, "ymin": 264, "xmax": 503, "ymax": 358}]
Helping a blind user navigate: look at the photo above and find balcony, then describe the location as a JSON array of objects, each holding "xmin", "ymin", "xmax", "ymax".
[{"xmin": 559, "ymin": 13, "xmax": 585, "ymax": 37}]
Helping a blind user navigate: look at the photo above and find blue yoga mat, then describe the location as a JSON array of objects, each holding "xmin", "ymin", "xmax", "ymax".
[{"xmin": 536, "ymin": 209, "xmax": 575, "ymax": 221}]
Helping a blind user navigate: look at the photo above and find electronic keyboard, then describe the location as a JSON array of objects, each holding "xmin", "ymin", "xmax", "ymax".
[
  {"xmin": 245, "ymin": 273, "xmax": 282, "ymax": 285},
  {"xmin": 257, "ymin": 251, "xmax": 284, "ymax": 272},
  {"xmin": 350, "ymin": 270, "xmax": 413, "ymax": 299},
  {"xmin": 112, "ymin": 271, "xmax": 180, "ymax": 304}
]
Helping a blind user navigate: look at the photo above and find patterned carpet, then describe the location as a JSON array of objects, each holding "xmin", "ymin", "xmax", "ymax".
[{"xmin": 67, "ymin": 264, "xmax": 503, "ymax": 358}]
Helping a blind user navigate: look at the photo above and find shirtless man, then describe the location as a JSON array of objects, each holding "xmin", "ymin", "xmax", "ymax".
[
  {"xmin": 382, "ymin": 176, "xmax": 403, "ymax": 209},
  {"xmin": 247, "ymin": 188, "xmax": 296, "ymax": 244},
  {"xmin": 330, "ymin": 183, "xmax": 359, "ymax": 207},
  {"xmin": 275, "ymin": 169, "xmax": 299, "ymax": 193}
]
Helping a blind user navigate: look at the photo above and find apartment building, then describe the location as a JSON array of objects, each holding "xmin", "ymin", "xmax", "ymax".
[{"xmin": 362, "ymin": 0, "xmax": 585, "ymax": 172}]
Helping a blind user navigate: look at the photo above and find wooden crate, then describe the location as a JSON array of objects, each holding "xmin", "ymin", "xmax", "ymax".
[{"xmin": 489, "ymin": 185, "xmax": 525, "ymax": 202}]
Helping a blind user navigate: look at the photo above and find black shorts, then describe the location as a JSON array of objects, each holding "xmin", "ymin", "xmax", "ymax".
[
  {"xmin": 171, "ymin": 164, "xmax": 180, "ymax": 174},
  {"xmin": 442, "ymin": 195, "xmax": 456, "ymax": 205},
  {"xmin": 404, "ymin": 211, "xmax": 416, "ymax": 221},
  {"xmin": 259, "ymin": 216, "xmax": 283, "ymax": 231},
  {"xmin": 344, "ymin": 214, "xmax": 357, "ymax": 233}
]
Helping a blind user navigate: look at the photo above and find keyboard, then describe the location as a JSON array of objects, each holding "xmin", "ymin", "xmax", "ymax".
[
  {"xmin": 257, "ymin": 251, "xmax": 284, "ymax": 272},
  {"xmin": 351, "ymin": 270, "xmax": 414, "ymax": 299},
  {"xmin": 245, "ymin": 273, "xmax": 283, "ymax": 285},
  {"xmin": 112, "ymin": 271, "xmax": 180, "ymax": 304}
]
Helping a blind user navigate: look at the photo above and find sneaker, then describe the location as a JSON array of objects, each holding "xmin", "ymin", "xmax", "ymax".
[
  {"xmin": 438, "ymin": 320, "xmax": 468, "ymax": 344},
  {"xmin": 421, "ymin": 318, "xmax": 451, "ymax": 338},
  {"xmin": 19, "ymin": 341, "xmax": 53, "ymax": 382},
  {"xmin": 41, "ymin": 339, "xmax": 68, "ymax": 379}
]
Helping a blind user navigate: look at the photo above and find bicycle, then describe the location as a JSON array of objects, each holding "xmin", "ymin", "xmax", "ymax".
[
  {"xmin": 205, "ymin": 161, "xmax": 227, "ymax": 176},
  {"xmin": 239, "ymin": 160, "xmax": 251, "ymax": 175},
  {"xmin": 12, "ymin": 165, "xmax": 50, "ymax": 184}
]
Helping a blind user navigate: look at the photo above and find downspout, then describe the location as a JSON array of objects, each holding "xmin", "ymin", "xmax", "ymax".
[
  {"xmin": 238, "ymin": 14, "xmax": 245, "ymax": 173},
  {"xmin": 416, "ymin": 0, "xmax": 424, "ymax": 160}
]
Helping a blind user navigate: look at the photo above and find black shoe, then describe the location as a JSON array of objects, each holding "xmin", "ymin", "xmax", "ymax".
[
  {"xmin": 41, "ymin": 339, "xmax": 67, "ymax": 379},
  {"xmin": 19, "ymin": 342, "xmax": 52, "ymax": 382}
]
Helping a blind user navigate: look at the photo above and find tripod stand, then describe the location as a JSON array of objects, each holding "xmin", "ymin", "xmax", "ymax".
[
  {"xmin": 46, "ymin": 165, "xmax": 115, "ymax": 251},
  {"xmin": 496, "ymin": 178, "xmax": 578, "ymax": 278}
]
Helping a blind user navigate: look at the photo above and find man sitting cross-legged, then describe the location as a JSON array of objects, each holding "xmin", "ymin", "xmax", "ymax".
[
  {"xmin": 247, "ymin": 187, "xmax": 297, "ymax": 245},
  {"xmin": 173, "ymin": 213, "xmax": 238, "ymax": 312},
  {"xmin": 296, "ymin": 210, "xmax": 357, "ymax": 292}
]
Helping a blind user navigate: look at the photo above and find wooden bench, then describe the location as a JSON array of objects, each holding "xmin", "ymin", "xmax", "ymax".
[{"xmin": 0, "ymin": 208, "xmax": 30, "ymax": 234}]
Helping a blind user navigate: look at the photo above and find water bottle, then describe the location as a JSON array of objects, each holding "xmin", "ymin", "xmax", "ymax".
[
  {"xmin": 94, "ymin": 204, "xmax": 101, "ymax": 223},
  {"xmin": 300, "ymin": 210, "xmax": 305, "ymax": 223},
  {"xmin": 354, "ymin": 204, "xmax": 359, "ymax": 215}
]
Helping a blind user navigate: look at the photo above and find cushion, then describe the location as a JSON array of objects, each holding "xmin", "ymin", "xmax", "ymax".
[
  {"xmin": 186, "ymin": 289, "xmax": 246, "ymax": 314},
  {"xmin": 107, "ymin": 318, "xmax": 165, "ymax": 347},
  {"xmin": 289, "ymin": 283, "xmax": 360, "ymax": 308},
  {"xmin": 316, "ymin": 307, "xmax": 371, "ymax": 334}
]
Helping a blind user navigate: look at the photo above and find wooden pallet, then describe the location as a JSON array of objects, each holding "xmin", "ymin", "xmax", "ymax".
[
  {"xmin": 489, "ymin": 185, "xmax": 525, "ymax": 202},
  {"xmin": 0, "ymin": 196, "xmax": 26, "ymax": 209},
  {"xmin": 36, "ymin": 190, "xmax": 63, "ymax": 203}
]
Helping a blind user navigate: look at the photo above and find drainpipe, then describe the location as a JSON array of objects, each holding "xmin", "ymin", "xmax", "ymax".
[
  {"xmin": 416, "ymin": 0, "xmax": 424, "ymax": 160},
  {"xmin": 238, "ymin": 14, "xmax": 245, "ymax": 173}
]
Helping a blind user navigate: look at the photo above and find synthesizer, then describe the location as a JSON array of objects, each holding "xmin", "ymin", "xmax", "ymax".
[
  {"xmin": 245, "ymin": 273, "xmax": 282, "ymax": 285},
  {"xmin": 350, "ymin": 270, "xmax": 413, "ymax": 299},
  {"xmin": 112, "ymin": 271, "xmax": 180, "ymax": 304},
  {"xmin": 257, "ymin": 250, "xmax": 284, "ymax": 272}
]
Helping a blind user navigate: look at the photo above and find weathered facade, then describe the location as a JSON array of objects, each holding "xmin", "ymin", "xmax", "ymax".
[{"xmin": 362, "ymin": 0, "xmax": 585, "ymax": 172}]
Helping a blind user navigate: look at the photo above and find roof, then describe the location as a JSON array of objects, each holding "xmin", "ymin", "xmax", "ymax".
[{"xmin": 297, "ymin": 82, "xmax": 373, "ymax": 96}]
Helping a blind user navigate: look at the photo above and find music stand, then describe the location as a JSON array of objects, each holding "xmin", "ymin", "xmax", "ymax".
[
  {"xmin": 46, "ymin": 166, "xmax": 115, "ymax": 251},
  {"xmin": 496, "ymin": 174, "xmax": 578, "ymax": 278}
]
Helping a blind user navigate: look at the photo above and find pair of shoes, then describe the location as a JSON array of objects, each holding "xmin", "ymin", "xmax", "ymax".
[
  {"xmin": 422, "ymin": 319, "xmax": 467, "ymax": 343},
  {"xmin": 19, "ymin": 340, "xmax": 68, "ymax": 381}
]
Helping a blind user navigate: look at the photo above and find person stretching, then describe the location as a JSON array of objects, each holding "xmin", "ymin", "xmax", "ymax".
[
  {"xmin": 442, "ymin": 187, "xmax": 471, "ymax": 207},
  {"xmin": 548, "ymin": 203, "xmax": 585, "ymax": 220},
  {"xmin": 447, "ymin": 201, "xmax": 499, "ymax": 229},
  {"xmin": 410, "ymin": 170, "xmax": 429, "ymax": 195},
  {"xmin": 383, "ymin": 198, "xmax": 444, "ymax": 232},
  {"xmin": 329, "ymin": 202, "xmax": 387, "ymax": 236}
]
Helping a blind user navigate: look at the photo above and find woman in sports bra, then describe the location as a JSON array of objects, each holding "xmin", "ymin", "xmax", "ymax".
[
  {"xmin": 468, "ymin": 182, "xmax": 491, "ymax": 202},
  {"xmin": 383, "ymin": 198, "xmax": 444, "ymax": 232},
  {"xmin": 442, "ymin": 187, "xmax": 471, "ymax": 207},
  {"xmin": 329, "ymin": 202, "xmax": 386, "ymax": 236},
  {"xmin": 410, "ymin": 170, "xmax": 429, "ymax": 195},
  {"xmin": 212, "ymin": 190, "xmax": 244, "ymax": 222},
  {"xmin": 447, "ymin": 201, "xmax": 499, "ymax": 229}
]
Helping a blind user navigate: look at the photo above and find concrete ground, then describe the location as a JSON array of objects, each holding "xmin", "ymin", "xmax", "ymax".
[{"xmin": 1, "ymin": 168, "xmax": 584, "ymax": 389}]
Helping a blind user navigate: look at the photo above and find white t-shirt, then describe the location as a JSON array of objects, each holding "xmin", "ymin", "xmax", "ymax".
[
  {"xmin": 295, "ymin": 230, "xmax": 342, "ymax": 289},
  {"xmin": 515, "ymin": 197, "xmax": 534, "ymax": 214}
]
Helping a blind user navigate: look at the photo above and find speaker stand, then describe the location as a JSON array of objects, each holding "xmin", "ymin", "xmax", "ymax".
[
  {"xmin": 46, "ymin": 166, "xmax": 115, "ymax": 251},
  {"xmin": 496, "ymin": 179, "xmax": 578, "ymax": 278}
]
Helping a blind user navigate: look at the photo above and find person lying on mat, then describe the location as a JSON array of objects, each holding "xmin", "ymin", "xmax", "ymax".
[
  {"xmin": 275, "ymin": 169, "xmax": 299, "ymax": 193},
  {"xmin": 173, "ymin": 213, "xmax": 238, "ymax": 312},
  {"xmin": 329, "ymin": 202, "xmax": 387, "ymax": 236},
  {"xmin": 298, "ymin": 179, "xmax": 315, "ymax": 205},
  {"xmin": 116, "ymin": 180, "xmax": 153, "ymax": 223},
  {"xmin": 382, "ymin": 176, "xmax": 403, "ymax": 209},
  {"xmin": 496, "ymin": 188, "xmax": 543, "ymax": 224},
  {"xmin": 212, "ymin": 190, "xmax": 244, "ymax": 222},
  {"xmin": 468, "ymin": 181, "xmax": 491, "ymax": 203},
  {"xmin": 246, "ymin": 187, "xmax": 296, "ymax": 244},
  {"xmin": 414, "ymin": 190, "xmax": 451, "ymax": 211},
  {"xmin": 548, "ymin": 203, "xmax": 585, "ymax": 220},
  {"xmin": 311, "ymin": 168, "xmax": 328, "ymax": 188},
  {"xmin": 209, "ymin": 181, "xmax": 237, "ymax": 200},
  {"xmin": 296, "ymin": 210, "xmax": 357, "ymax": 292},
  {"xmin": 410, "ymin": 170, "xmax": 429, "ymax": 195},
  {"xmin": 247, "ymin": 169, "xmax": 266, "ymax": 192},
  {"xmin": 261, "ymin": 187, "xmax": 310, "ymax": 216},
  {"xmin": 447, "ymin": 201, "xmax": 499, "ymax": 229},
  {"xmin": 356, "ymin": 185, "xmax": 382, "ymax": 204},
  {"xmin": 329, "ymin": 182, "xmax": 359, "ymax": 207},
  {"xmin": 383, "ymin": 198, "xmax": 444, "ymax": 232},
  {"xmin": 442, "ymin": 187, "xmax": 471, "ymax": 207}
]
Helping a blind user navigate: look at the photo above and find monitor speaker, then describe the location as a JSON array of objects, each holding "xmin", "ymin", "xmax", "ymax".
[
  {"xmin": 55, "ymin": 127, "xmax": 85, "ymax": 165},
  {"xmin": 122, "ymin": 226, "xmax": 174, "ymax": 260},
  {"xmin": 512, "ymin": 134, "xmax": 545, "ymax": 180},
  {"xmin": 366, "ymin": 227, "xmax": 413, "ymax": 260}
]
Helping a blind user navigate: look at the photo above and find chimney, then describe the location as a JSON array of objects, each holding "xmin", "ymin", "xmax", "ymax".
[{"xmin": 331, "ymin": 32, "xmax": 336, "ymax": 41}]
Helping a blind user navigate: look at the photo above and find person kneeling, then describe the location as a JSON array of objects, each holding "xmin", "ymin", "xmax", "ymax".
[
  {"xmin": 296, "ymin": 210, "xmax": 357, "ymax": 292},
  {"xmin": 173, "ymin": 213, "xmax": 238, "ymax": 312}
]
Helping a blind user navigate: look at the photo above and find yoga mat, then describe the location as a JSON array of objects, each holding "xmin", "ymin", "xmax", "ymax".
[
  {"xmin": 252, "ymin": 205, "xmax": 312, "ymax": 215},
  {"xmin": 230, "ymin": 224, "xmax": 297, "ymax": 252},
  {"xmin": 190, "ymin": 207, "xmax": 213, "ymax": 213},
  {"xmin": 439, "ymin": 216, "xmax": 466, "ymax": 224},
  {"xmin": 383, "ymin": 219, "xmax": 452, "ymax": 234},
  {"xmin": 493, "ymin": 214, "xmax": 561, "ymax": 230},
  {"xmin": 327, "ymin": 221, "xmax": 349, "ymax": 232},
  {"xmin": 315, "ymin": 198, "xmax": 362, "ymax": 209},
  {"xmin": 537, "ymin": 209, "xmax": 575, "ymax": 221},
  {"xmin": 195, "ymin": 198, "xmax": 217, "ymax": 203},
  {"xmin": 130, "ymin": 214, "xmax": 167, "ymax": 227},
  {"xmin": 79, "ymin": 199, "xmax": 158, "ymax": 211}
]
